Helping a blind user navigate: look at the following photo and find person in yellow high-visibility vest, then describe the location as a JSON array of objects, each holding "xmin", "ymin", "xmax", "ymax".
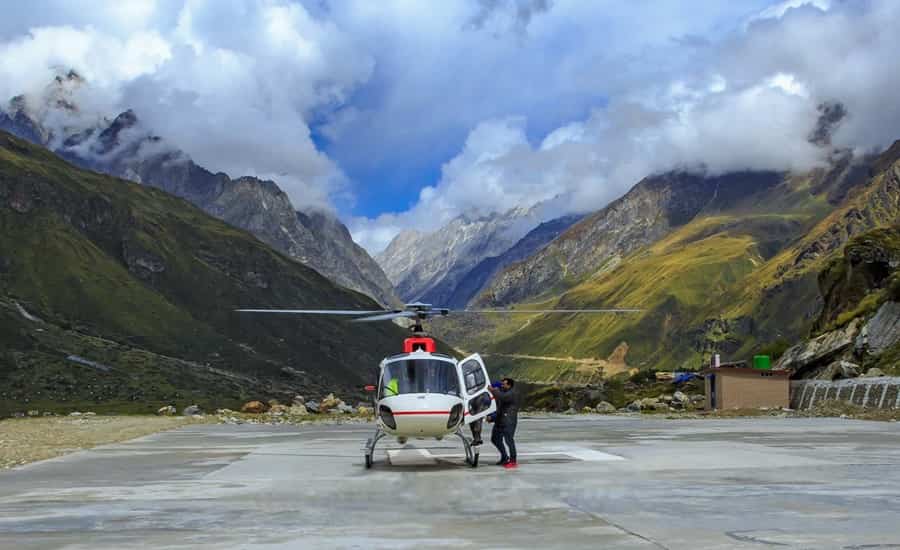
[{"xmin": 385, "ymin": 377, "xmax": 399, "ymax": 396}]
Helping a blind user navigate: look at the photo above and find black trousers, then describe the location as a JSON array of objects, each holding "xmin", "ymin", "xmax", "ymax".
[
  {"xmin": 470, "ymin": 418, "xmax": 483, "ymax": 441},
  {"xmin": 491, "ymin": 422, "xmax": 517, "ymax": 462}
]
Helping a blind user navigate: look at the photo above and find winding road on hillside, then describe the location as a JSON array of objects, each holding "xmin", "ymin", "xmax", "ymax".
[{"xmin": 484, "ymin": 352, "xmax": 631, "ymax": 376}]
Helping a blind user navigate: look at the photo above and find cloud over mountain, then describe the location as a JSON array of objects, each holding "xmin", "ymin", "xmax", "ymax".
[
  {"xmin": 0, "ymin": 0, "xmax": 372, "ymax": 210},
  {"xmin": 1, "ymin": 1, "xmax": 899, "ymax": 254},
  {"xmin": 351, "ymin": 0, "xmax": 900, "ymax": 252}
]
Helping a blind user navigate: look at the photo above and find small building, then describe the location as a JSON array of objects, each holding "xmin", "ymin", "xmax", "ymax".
[{"xmin": 702, "ymin": 365, "xmax": 790, "ymax": 410}]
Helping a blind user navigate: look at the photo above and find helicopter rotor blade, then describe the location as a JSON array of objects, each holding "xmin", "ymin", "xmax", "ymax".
[
  {"xmin": 235, "ymin": 309, "xmax": 389, "ymax": 315},
  {"xmin": 350, "ymin": 311, "xmax": 417, "ymax": 322},
  {"xmin": 459, "ymin": 308, "xmax": 642, "ymax": 313}
]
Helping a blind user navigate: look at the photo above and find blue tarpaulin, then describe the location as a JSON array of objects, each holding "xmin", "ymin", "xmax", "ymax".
[{"xmin": 673, "ymin": 372, "xmax": 700, "ymax": 384}]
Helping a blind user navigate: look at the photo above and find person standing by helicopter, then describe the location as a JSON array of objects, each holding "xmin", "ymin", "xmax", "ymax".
[
  {"xmin": 468, "ymin": 385, "xmax": 496, "ymax": 445},
  {"xmin": 487, "ymin": 378, "xmax": 518, "ymax": 468}
]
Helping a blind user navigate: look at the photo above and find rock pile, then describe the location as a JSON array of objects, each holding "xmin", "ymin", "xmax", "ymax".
[
  {"xmin": 623, "ymin": 392, "xmax": 703, "ymax": 413},
  {"xmin": 241, "ymin": 401, "xmax": 268, "ymax": 414},
  {"xmin": 182, "ymin": 405, "xmax": 203, "ymax": 416},
  {"xmin": 226, "ymin": 393, "xmax": 369, "ymax": 424}
]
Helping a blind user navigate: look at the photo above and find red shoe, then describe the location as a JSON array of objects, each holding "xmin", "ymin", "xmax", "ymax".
[{"xmin": 503, "ymin": 461, "xmax": 518, "ymax": 469}]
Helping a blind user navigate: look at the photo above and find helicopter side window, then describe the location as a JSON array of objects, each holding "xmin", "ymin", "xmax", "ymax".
[
  {"xmin": 382, "ymin": 360, "xmax": 460, "ymax": 396},
  {"xmin": 462, "ymin": 360, "xmax": 485, "ymax": 394}
]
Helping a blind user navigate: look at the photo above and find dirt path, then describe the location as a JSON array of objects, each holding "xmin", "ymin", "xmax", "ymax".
[
  {"xmin": 0, "ymin": 416, "xmax": 205, "ymax": 469},
  {"xmin": 484, "ymin": 353, "xmax": 631, "ymax": 376}
]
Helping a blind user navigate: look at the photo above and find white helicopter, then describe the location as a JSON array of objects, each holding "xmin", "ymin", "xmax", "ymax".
[{"xmin": 236, "ymin": 302, "xmax": 639, "ymax": 468}]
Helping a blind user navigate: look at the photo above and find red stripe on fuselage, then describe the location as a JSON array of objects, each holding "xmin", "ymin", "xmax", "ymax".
[{"xmin": 391, "ymin": 410, "xmax": 450, "ymax": 416}]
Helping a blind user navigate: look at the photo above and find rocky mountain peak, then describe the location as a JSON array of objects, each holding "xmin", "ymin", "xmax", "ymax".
[{"xmin": 376, "ymin": 205, "xmax": 541, "ymax": 303}]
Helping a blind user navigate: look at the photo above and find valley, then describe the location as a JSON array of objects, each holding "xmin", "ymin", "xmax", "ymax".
[
  {"xmin": 3, "ymin": 4, "xmax": 900, "ymax": 548},
  {"xmin": 419, "ymin": 147, "xmax": 900, "ymax": 386},
  {"xmin": 0, "ymin": 131, "xmax": 408, "ymax": 415}
]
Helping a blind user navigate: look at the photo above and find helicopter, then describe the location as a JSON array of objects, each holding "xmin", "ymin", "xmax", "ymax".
[{"xmin": 236, "ymin": 302, "xmax": 639, "ymax": 468}]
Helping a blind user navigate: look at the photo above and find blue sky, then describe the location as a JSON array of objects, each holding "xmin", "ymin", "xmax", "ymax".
[{"xmin": 2, "ymin": 0, "xmax": 900, "ymax": 252}]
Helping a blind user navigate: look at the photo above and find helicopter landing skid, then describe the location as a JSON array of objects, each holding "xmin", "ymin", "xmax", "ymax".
[
  {"xmin": 364, "ymin": 428, "xmax": 387, "ymax": 469},
  {"xmin": 363, "ymin": 428, "xmax": 480, "ymax": 469},
  {"xmin": 456, "ymin": 429, "xmax": 480, "ymax": 468}
]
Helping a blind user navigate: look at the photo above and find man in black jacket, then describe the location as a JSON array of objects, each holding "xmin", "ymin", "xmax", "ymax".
[{"xmin": 488, "ymin": 377, "xmax": 518, "ymax": 468}]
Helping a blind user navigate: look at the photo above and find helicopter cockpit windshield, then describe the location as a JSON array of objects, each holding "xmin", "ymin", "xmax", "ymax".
[{"xmin": 381, "ymin": 359, "xmax": 460, "ymax": 397}]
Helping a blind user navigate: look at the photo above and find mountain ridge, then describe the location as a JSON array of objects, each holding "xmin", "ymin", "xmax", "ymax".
[
  {"xmin": 376, "ymin": 205, "xmax": 540, "ymax": 304},
  {"xmin": 431, "ymin": 145, "xmax": 899, "ymax": 381},
  {"xmin": 0, "ymin": 130, "xmax": 406, "ymax": 414},
  {"xmin": 0, "ymin": 77, "xmax": 399, "ymax": 306}
]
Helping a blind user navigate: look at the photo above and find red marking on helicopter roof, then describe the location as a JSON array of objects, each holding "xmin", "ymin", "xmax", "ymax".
[
  {"xmin": 392, "ymin": 410, "xmax": 450, "ymax": 416},
  {"xmin": 403, "ymin": 337, "xmax": 436, "ymax": 353}
]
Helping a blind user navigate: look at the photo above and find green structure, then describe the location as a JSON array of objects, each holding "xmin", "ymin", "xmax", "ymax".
[{"xmin": 753, "ymin": 355, "xmax": 771, "ymax": 370}]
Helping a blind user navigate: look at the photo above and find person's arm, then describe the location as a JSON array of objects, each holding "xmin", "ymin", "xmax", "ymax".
[{"xmin": 493, "ymin": 389, "xmax": 513, "ymax": 408}]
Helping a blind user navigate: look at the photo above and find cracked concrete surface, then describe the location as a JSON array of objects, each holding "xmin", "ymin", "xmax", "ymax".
[{"xmin": 1, "ymin": 415, "xmax": 899, "ymax": 549}]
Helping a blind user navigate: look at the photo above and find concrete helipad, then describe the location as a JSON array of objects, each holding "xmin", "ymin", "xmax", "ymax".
[{"xmin": 2, "ymin": 415, "xmax": 900, "ymax": 549}]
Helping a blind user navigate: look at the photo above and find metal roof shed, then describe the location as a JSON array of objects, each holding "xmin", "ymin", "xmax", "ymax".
[{"xmin": 702, "ymin": 367, "xmax": 790, "ymax": 410}]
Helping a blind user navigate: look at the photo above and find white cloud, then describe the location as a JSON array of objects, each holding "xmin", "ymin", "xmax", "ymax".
[
  {"xmin": 750, "ymin": 0, "xmax": 831, "ymax": 22},
  {"xmin": 351, "ymin": 0, "xmax": 900, "ymax": 253},
  {"xmin": 2, "ymin": 0, "xmax": 899, "ymax": 256},
  {"xmin": 0, "ymin": 0, "xmax": 372, "ymax": 210}
]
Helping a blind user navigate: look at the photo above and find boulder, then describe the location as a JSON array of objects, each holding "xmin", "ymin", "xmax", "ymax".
[
  {"xmin": 320, "ymin": 393, "xmax": 342, "ymax": 412},
  {"xmin": 292, "ymin": 395, "xmax": 306, "ymax": 407},
  {"xmin": 659, "ymin": 394, "xmax": 673, "ymax": 403},
  {"xmin": 862, "ymin": 367, "xmax": 886, "ymax": 378},
  {"xmin": 625, "ymin": 400, "xmax": 642, "ymax": 412},
  {"xmin": 582, "ymin": 406, "xmax": 594, "ymax": 413},
  {"xmin": 651, "ymin": 402, "xmax": 670, "ymax": 412},
  {"xmin": 241, "ymin": 400, "xmax": 268, "ymax": 414},
  {"xmin": 357, "ymin": 405, "xmax": 374, "ymax": 416},
  {"xmin": 673, "ymin": 391, "xmax": 688, "ymax": 404},
  {"xmin": 267, "ymin": 399, "xmax": 281, "ymax": 408},
  {"xmin": 639, "ymin": 397, "xmax": 660, "ymax": 409},
  {"xmin": 288, "ymin": 404, "xmax": 308, "ymax": 416},
  {"xmin": 563, "ymin": 407, "xmax": 577, "ymax": 415},
  {"xmin": 27, "ymin": 410, "xmax": 40, "ymax": 417},
  {"xmin": 157, "ymin": 405, "xmax": 177, "ymax": 416},
  {"xmin": 337, "ymin": 403, "xmax": 355, "ymax": 414},
  {"xmin": 775, "ymin": 318, "xmax": 861, "ymax": 373},
  {"xmin": 69, "ymin": 411, "xmax": 82, "ymax": 417},
  {"xmin": 857, "ymin": 301, "xmax": 900, "ymax": 356},
  {"xmin": 269, "ymin": 404, "xmax": 289, "ymax": 414},
  {"xmin": 83, "ymin": 412, "xmax": 96, "ymax": 417},
  {"xmin": 305, "ymin": 401, "xmax": 320, "ymax": 413},
  {"xmin": 816, "ymin": 360, "xmax": 860, "ymax": 381},
  {"xmin": 595, "ymin": 401, "xmax": 616, "ymax": 413},
  {"xmin": 182, "ymin": 405, "xmax": 203, "ymax": 416}
]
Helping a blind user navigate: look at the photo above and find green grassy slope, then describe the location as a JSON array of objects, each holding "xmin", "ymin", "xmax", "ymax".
[
  {"xmin": 0, "ymin": 131, "xmax": 407, "ymax": 414},
  {"xmin": 473, "ymin": 145, "xmax": 900, "ymax": 376}
]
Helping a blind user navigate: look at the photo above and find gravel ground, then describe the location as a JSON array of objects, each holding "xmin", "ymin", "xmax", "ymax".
[{"xmin": 0, "ymin": 416, "xmax": 206, "ymax": 469}]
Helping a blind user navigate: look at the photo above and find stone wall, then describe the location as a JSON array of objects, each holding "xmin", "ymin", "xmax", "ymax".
[{"xmin": 791, "ymin": 377, "xmax": 900, "ymax": 410}]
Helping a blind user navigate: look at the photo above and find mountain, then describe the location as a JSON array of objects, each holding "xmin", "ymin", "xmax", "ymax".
[
  {"xmin": 0, "ymin": 130, "xmax": 408, "ymax": 415},
  {"xmin": 0, "ymin": 74, "xmax": 398, "ymax": 306},
  {"xmin": 476, "ymin": 171, "xmax": 784, "ymax": 306},
  {"xmin": 773, "ymin": 222, "xmax": 900, "ymax": 378},
  {"xmin": 444, "ymin": 214, "xmax": 583, "ymax": 308},
  {"xmin": 377, "ymin": 206, "xmax": 540, "ymax": 304},
  {"xmin": 448, "ymin": 145, "xmax": 900, "ymax": 381}
]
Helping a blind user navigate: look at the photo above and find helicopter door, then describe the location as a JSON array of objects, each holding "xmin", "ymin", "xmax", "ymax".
[{"xmin": 459, "ymin": 354, "xmax": 496, "ymax": 424}]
